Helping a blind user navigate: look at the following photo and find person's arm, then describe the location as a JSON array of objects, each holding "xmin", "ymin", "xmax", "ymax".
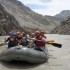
[
  {"xmin": 41, "ymin": 37, "xmax": 47, "ymax": 43},
  {"xmin": 5, "ymin": 38, "xmax": 9, "ymax": 42}
]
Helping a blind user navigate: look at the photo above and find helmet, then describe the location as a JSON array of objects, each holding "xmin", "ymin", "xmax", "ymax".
[
  {"xmin": 31, "ymin": 33, "xmax": 35, "ymax": 38},
  {"xmin": 35, "ymin": 31, "xmax": 40, "ymax": 34},
  {"xmin": 31, "ymin": 33, "xmax": 35, "ymax": 35},
  {"xmin": 27, "ymin": 34, "xmax": 29, "ymax": 37},
  {"xmin": 22, "ymin": 31, "xmax": 25, "ymax": 34},
  {"xmin": 35, "ymin": 31, "xmax": 40, "ymax": 36},
  {"xmin": 12, "ymin": 32, "xmax": 16, "ymax": 35},
  {"xmin": 40, "ymin": 31, "xmax": 44, "ymax": 33},
  {"xmin": 8, "ymin": 32, "xmax": 13, "ymax": 35},
  {"xmin": 8, "ymin": 32, "xmax": 16, "ymax": 35},
  {"xmin": 27, "ymin": 34, "xmax": 30, "ymax": 38},
  {"xmin": 16, "ymin": 32, "xmax": 20, "ymax": 35}
]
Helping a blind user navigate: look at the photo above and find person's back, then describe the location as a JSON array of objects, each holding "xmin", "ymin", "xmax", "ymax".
[
  {"xmin": 21, "ymin": 35, "xmax": 29, "ymax": 46},
  {"xmin": 5, "ymin": 35, "xmax": 18, "ymax": 48}
]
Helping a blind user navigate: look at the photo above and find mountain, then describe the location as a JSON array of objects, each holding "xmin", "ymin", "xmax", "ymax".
[
  {"xmin": 0, "ymin": 4, "xmax": 23, "ymax": 35},
  {"xmin": 55, "ymin": 10, "xmax": 70, "ymax": 19},
  {"xmin": 0, "ymin": 0, "xmax": 60, "ymax": 34},
  {"xmin": 45, "ymin": 15, "xmax": 61, "ymax": 25},
  {"xmin": 50, "ymin": 16, "xmax": 70, "ymax": 35}
]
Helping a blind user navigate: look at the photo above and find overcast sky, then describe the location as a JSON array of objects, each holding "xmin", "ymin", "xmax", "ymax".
[{"xmin": 18, "ymin": 0, "xmax": 70, "ymax": 16}]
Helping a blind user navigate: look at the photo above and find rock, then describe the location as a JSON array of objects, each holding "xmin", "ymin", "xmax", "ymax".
[
  {"xmin": 0, "ymin": 4, "xmax": 23, "ymax": 35},
  {"xmin": 50, "ymin": 17, "xmax": 70, "ymax": 35}
]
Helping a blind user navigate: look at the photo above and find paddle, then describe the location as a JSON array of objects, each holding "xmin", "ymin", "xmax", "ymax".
[
  {"xmin": 0, "ymin": 42, "xmax": 7, "ymax": 46},
  {"xmin": 47, "ymin": 40, "xmax": 54, "ymax": 43},
  {"xmin": 0, "ymin": 38, "xmax": 8, "ymax": 46},
  {"xmin": 46, "ymin": 40, "xmax": 62, "ymax": 48},
  {"xmin": 47, "ymin": 42, "xmax": 62, "ymax": 48}
]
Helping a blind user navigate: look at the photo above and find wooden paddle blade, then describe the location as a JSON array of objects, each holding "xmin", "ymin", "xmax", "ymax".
[
  {"xmin": 47, "ymin": 40, "xmax": 54, "ymax": 43},
  {"xmin": 51, "ymin": 43, "xmax": 62, "ymax": 48}
]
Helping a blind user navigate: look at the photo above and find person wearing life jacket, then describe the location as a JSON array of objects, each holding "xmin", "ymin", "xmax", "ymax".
[
  {"xmin": 16, "ymin": 32, "xmax": 21, "ymax": 40},
  {"xmin": 26, "ymin": 34, "xmax": 36, "ymax": 48},
  {"xmin": 30, "ymin": 33, "xmax": 35, "ymax": 38},
  {"xmin": 5, "ymin": 32, "xmax": 18, "ymax": 48},
  {"xmin": 21, "ymin": 32, "xmax": 29, "ymax": 46},
  {"xmin": 34, "ymin": 31, "xmax": 47, "ymax": 51},
  {"xmin": 16, "ymin": 32, "xmax": 22, "ymax": 45},
  {"xmin": 40, "ymin": 31, "xmax": 46, "ymax": 39}
]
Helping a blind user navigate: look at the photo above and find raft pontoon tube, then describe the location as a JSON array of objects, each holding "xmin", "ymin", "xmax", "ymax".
[{"xmin": 0, "ymin": 46, "xmax": 49, "ymax": 63}]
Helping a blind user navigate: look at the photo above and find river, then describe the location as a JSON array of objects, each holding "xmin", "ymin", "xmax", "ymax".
[{"xmin": 0, "ymin": 34, "xmax": 70, "ymax": 70}]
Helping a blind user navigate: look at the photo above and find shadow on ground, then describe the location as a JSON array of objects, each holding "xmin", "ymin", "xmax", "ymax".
[{"xmin": 0, "ymin": 61, "xmax": 45, "ymax": 69}]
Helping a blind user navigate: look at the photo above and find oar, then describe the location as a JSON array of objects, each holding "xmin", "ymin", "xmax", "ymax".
[
  {"xmin": 47, "ymin": 40, "xmax": 54, "ymax": 43},
  {"xmin": 0, "ymin": 43, "xmax": 4, "ymax": 46},
  {"xmin": 0, "ymin": 42, "xmax": 7, "ymax": 46},
  {"xmin": 47, "ymin": 40, "xmax": 62, "ymax": 48},
  {"xmin": 48, "ymin": 42, "xmax": 62, "ymax": 48}
]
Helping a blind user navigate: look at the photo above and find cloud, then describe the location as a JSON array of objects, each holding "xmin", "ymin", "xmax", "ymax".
[
  {"xmin": 18, "ymin": 0, "xmax": 45, "ymax": 5},
  {"xmin": 18, "ymin": 0, "xmax": 70, "ymax": 16},
  {"xmin": 39, "ymin": 0, "xmax": 52, "ymax": 3}
]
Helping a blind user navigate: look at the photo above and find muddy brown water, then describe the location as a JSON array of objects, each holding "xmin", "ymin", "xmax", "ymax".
[{"xmin": 0, "ymin": 34, "xmax": 70, "ymax": 70}]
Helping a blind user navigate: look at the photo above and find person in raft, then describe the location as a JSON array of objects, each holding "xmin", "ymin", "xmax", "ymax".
[
  {"xmin": 5, "ymin": 32, "xmax": 18, "ymax": 48},
  {"xmin": 33, "ymin": 31, "xmax": 47, "ymax": 51}
]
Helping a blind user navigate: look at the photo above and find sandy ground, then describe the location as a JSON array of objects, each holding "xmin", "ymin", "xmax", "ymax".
[{"xmin": 0, "ymin": 34, "xmax": 70, "ymax": 70}]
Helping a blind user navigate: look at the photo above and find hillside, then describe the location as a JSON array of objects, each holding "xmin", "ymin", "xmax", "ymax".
[
  {"xmin": 55, "ymin": 10, "xmax": 70, "ymax": 20},
  {"xmin": 45, "ymin": 15, "xmax": 61, "ymax": 26},
  {"xmin": 0, "ymin": 4, "xmax": 23, "ymax": 35},
  {"xmin": 0, "ymin": 0, "xmax": 60, "ymax": 33},
  {"xmin": 50, "ymin": 17, "xmax": 70, "ymax": 35}
]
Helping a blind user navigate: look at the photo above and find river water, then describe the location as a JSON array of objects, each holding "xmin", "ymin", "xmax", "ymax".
[{"xmin": 0, "ymin": 34, "xmax": 70, "ymax": 70}]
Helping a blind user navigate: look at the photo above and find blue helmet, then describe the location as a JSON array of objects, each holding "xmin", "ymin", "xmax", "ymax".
[
  {"xmin": 12, "ymin": 32, "xmax": 16, "ymax": 35},
  {"xmin": 8, "ymin": 31, "xmax": 16, "ymax": 35}
]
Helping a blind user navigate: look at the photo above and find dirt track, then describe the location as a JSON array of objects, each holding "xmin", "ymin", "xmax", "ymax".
[{"xmin": 0, "ymin": 34, "xmax": 70, "ymax": 70}]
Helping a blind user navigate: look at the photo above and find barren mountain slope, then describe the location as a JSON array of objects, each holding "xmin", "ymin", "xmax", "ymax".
[
  {"xmin": 0, "ymin": 0, "xmax": 60, "ymax": 33},
  {"xmin": 0, "ymin": 4, "xmax": 23, "ymax": 35},
  {"xmin": 55, "ymin": 10, "xmax": 70, "ymax": 20},
  {"xmin": 50, "ymin": 17, "xmax": 70, "ymax": 35}
]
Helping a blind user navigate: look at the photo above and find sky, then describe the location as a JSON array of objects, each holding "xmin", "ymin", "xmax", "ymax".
[{"xmin": 18, "ymin": 0, "xmax": 70, "ymax": 16}]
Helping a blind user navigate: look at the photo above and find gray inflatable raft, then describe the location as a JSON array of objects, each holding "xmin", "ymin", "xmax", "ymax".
[{"xmin": 0, "ymin": 46, "xmax": 49, "ymax": 63}]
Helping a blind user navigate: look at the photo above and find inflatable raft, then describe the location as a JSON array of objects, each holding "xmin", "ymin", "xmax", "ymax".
[{"xmin": 0, "ymin": 46, "xmax": 49, "ymax": 63}]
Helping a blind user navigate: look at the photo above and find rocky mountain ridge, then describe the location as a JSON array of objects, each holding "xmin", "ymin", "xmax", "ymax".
[
  {"xmin": 0, "ymin": 0, "xmax": 60, "ymax": 34},
  {"xmin": 55, "ymin": 10, "xmax": 70, "ymax": 20},
  {"xmin": 51, "ymin": 17, "xmax": 70, "ymax": 35},
  {"xmin": 1, "ymin": 0, "xmax": 70, "ymax": 35},
  {"xmin": 0, "ymin": 4, "xmax": 23, "ymax": 35}
]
